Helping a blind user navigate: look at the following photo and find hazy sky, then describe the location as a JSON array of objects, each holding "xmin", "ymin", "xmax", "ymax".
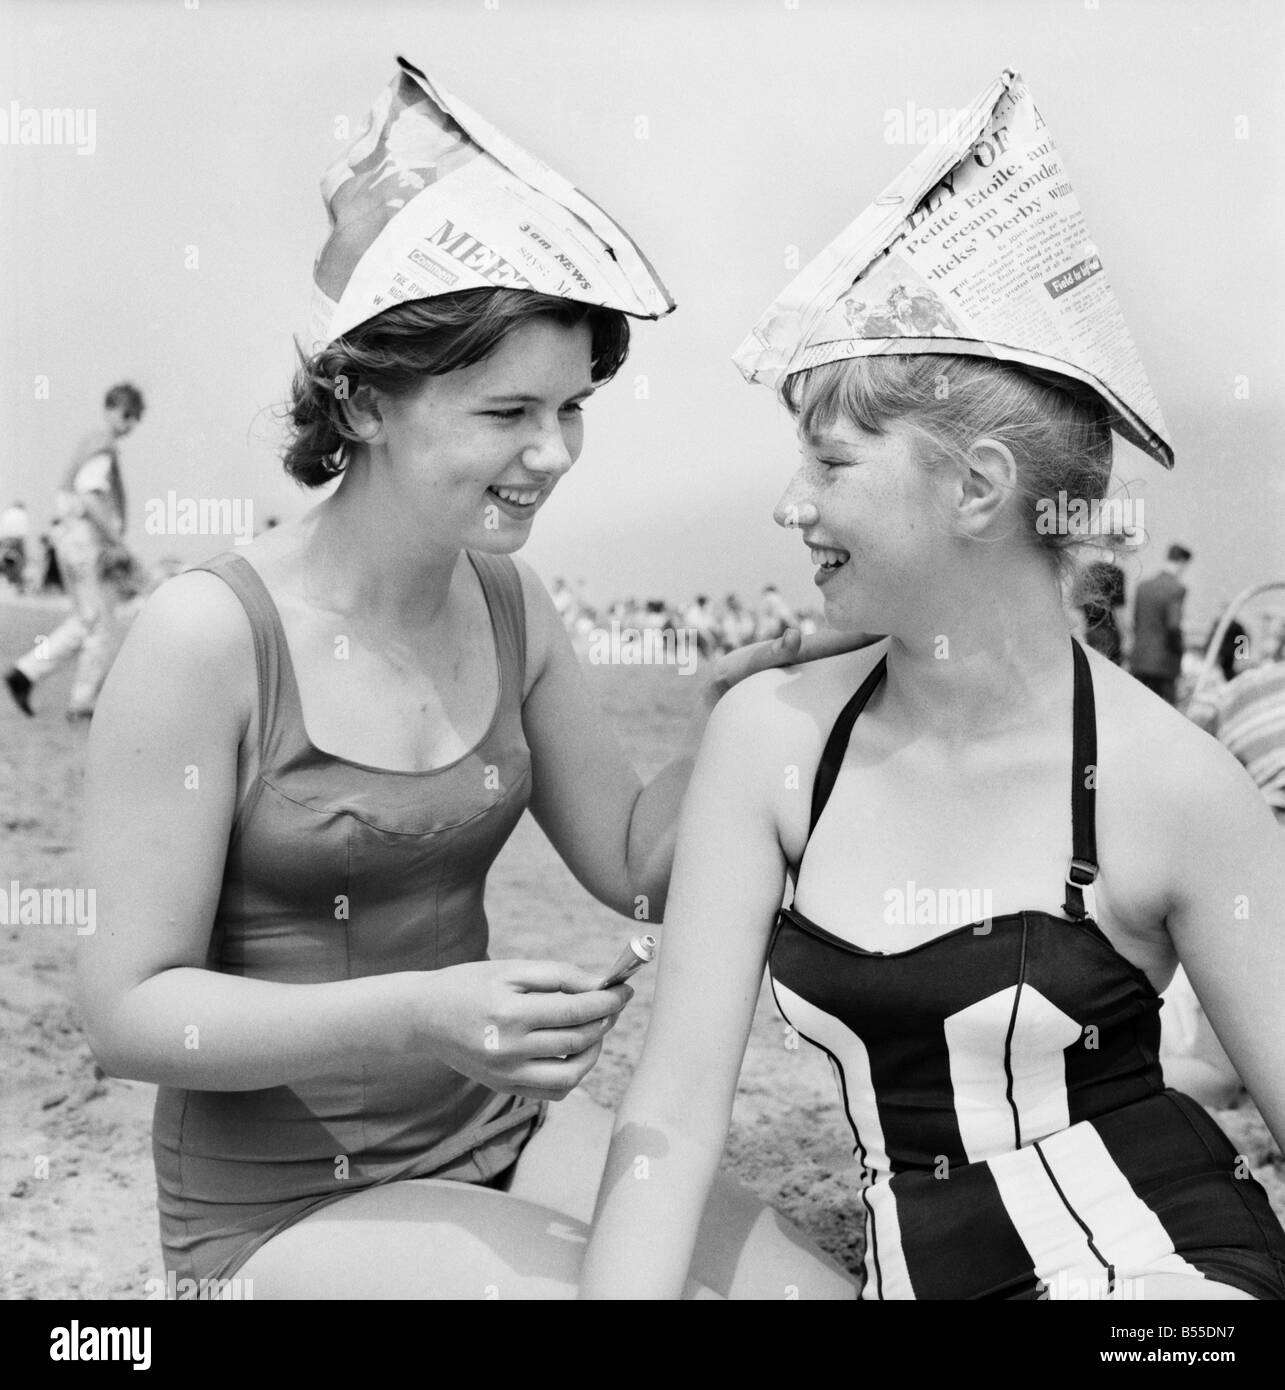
[{"xmin": 2, "ymin": 0, "xmax": 1282, "ymax": 627}]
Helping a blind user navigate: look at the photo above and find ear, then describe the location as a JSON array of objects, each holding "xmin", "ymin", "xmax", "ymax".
[
  {"xmin": 955, "ymin": 436, "xmax": 1018, "ymax": 536},
  {"xmin": 336, "ymin": 381, "xmax": 384, "ymax": 444}
]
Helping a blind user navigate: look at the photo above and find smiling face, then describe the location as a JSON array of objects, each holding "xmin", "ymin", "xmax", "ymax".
[
  {"xmin": 365, "ymin": 316, "xmax": 595, "ymax": 554},
  {"xmin": 774, "ymin": 414, "xmax": 957, "ymax": 635}
]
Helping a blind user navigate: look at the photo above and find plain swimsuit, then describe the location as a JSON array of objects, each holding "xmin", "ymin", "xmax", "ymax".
[
  {"xmin": 153, "ymin": 550, "xmax": 546, "ymax": 1286},
  {"xmin": 769, "ymin": 639, "xmax": 1285, "ymax": 1300}
]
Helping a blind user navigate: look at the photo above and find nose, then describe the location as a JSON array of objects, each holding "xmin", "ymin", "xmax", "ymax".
[
  {"xmin": 773, "ymin": 474, "xmax": 819, "ymax": 531},
  {"xmin": 521, "ymin": 416, "xmax": 575, "ymax": 479}
]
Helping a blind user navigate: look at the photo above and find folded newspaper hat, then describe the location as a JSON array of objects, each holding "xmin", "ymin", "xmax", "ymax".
[
  {"xmin": 308, "ymin": 55, "xmax": 674, "ymax": 351},
  {"xmin": 733, "ymin": 70, "xmax": 1173, "ymax": 468}
]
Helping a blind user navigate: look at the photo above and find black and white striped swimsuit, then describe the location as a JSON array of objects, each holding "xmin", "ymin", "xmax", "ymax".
[{"xmin": 768, "ymin": 639, "xmax": 1285, "ymax": 1300}]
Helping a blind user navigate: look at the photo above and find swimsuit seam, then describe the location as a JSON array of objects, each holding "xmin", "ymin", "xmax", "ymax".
[
  {"xmin": 253, "ymin": 762, "xmax": 532, "ymax": 835},
  {"xmin": 1003, "ymin": 917, "xmax": 1028, "ymax": 1149},
  {"xmin": 770, "ymin": 971, "xmax": 880, "ymax": 1293},
  {"xmin": 1032, "ymin": 1139, "xmax": 1113, "ymax": 1275},
  {"xmin": 859, "ymin": 1185, "xmax": 882, "ymax": 1301}
]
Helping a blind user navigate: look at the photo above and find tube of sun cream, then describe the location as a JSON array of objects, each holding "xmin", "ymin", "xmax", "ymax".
[{"xmin": 596, "ymin": 934, "xmax": 657, "ymax": 990}]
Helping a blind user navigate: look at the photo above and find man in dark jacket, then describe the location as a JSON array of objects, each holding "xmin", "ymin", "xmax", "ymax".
[{"xmin": 1129, "ymin": 543, "xmax": 1192, "ymax": 704}]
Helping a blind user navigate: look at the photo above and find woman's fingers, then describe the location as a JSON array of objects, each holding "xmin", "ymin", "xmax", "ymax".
[
  {"xmin": 793, "ymin": 627, "xmax": 885, "ymax": 662},
  {"xmin": 712, "ymin": 629, "xmax": 800, "ymax": 689},
  {"xmin": 511, "ymin": 1041, "xmax": 605, "ymax": 1098},
  {"xmin": 711, "ymin": 627, "xmax": 885, "ymax": 693},
  {"xmin": 514, "ymin": 987, "xmax": 629, "ymax": 1034},
  {"xmin": 518, "ymin": 1014, "xmax": 616, "ymax": 1060}
]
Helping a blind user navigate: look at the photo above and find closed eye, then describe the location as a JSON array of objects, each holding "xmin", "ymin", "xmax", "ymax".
[{"xmin": 481, "ymin": 400, "xmax": 587, "ymax": 421}]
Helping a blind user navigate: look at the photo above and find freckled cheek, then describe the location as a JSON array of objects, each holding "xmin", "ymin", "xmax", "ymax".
[{"xmin": 563, "ymin": 418, "xmax": 586, "ymax": 465}]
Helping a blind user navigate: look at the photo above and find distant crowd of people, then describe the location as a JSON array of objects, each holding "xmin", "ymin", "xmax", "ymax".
[{"xmin": 550, "ymin": 578, "xmax": 820, "ymax": 660}]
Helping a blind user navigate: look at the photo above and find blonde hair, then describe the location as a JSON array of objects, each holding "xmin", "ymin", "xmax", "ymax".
[{"xmin": 781, "ymin": 354, "xmax": 1121, "ymax": 601}]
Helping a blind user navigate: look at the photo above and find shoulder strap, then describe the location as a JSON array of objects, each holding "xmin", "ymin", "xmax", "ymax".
[
  {"xmin": 1062, "ymin": 638, "xmax": 1100, "ymax": 920},
  {"xmin": 186, "ymin": 552, "xmax": 301, "ymax": 766},
  {"xmin": 466, "ymin": 550, "xmax": 527, "ymax": 702},
  {"xmin": 809, "ymin": 656, "xmax": 888, "ymax": 835}
]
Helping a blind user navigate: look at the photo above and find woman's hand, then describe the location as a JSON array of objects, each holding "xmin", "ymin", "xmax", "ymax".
[
  {"xmin": 703, "ymin": 625, "xmax": 885, "ymax": 706},
  {"xmin": 413, "ymin": 960, "xmax": 631, "ymax": 1102}
]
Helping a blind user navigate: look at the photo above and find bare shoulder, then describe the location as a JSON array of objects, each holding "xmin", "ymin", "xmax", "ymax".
[
  {"xmin": 128, "ymin": 567, "xmax": 254, "ymax": 660},
  {"xmin": 701, "ymin": 641, "xmax": 890, "ymax": 808},
  {"xmin": 96, "ymin": 567, "xmax": 256, "ymax": 735},
  {"xmin": 1088, "ymin": 649, "xmax": 1270, "ymax": 842},
  {"xmin": 715, "ymin": 639, "xmax": 890, "ymax": 739}
]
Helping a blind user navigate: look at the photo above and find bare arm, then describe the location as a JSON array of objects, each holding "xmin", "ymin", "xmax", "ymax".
[
  {"xmin": 1162, "ymin": 734, "xmax": 1285, "ymax": 1144},
  {"xmin": 76, "ymin": 572, "xmax": 625, "ymax": 1095},
  {"xmin": 579, "ymin": 674, "xmax": 789, "ymax": 1298}
]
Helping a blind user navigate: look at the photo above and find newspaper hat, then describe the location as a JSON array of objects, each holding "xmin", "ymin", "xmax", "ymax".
[
  {"xmin": 733, "ymin": 71, "xmax": 1173, "ymax": 468},
  {"xmin": 308, "ymin": 55, "xmax": 674, "ymax": 351}
]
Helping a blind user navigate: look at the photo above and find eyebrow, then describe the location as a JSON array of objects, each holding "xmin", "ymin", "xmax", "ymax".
[{"xmin": 480, "ymin": 386, "xmax": 597, "ymax": 404}]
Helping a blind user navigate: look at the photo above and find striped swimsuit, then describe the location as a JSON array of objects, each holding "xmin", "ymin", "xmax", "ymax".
[{"xmin": 769, "ymin": 640, "xmax": 1285, "ymax": 1299}]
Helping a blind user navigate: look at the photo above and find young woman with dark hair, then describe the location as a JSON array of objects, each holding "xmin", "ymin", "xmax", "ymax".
[{"xmin": 74, "ymin": 280, "xmax": 857, "ymax": 1299}]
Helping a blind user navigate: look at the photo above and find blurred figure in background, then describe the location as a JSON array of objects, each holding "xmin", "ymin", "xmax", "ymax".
[
  {"xmin": 717, "ymin": 592, "xmax": 754, "ymax": 652},
  {"xmin": 0, "ymin": 499, "xmax": 30, "ymax": 592},
  {"xmin": 682, "ymin": 593, "xmax": 719, "ymax": 658},
  {"xmin": 1205, "ymin": 603, "xmax": 1249, "ymax": 684},
  {"xmin": 754, "ymin": 582, "xmax": 795, "ymax": 642},
  {"xmin": 4, "ymin": 382, "xmax": 145, "ymax": 720},
  {"xmin": 551, "ymin": 576, "xmax": 578, "ymax": 631},
  {"xmin": 1129, "ymin": 543, "xmax": 1192, "ymax": 704},
  {"xmin": 1162, "ymin": 637, "xmax": 1285, "ymax": 1107},
  {"xmin": 38, "ymin": 532, "xmax": 64, "ymax": 594},
  {"xmin": 1188, "ymin": 647, "xmax": 1285, "ymax": 829}
]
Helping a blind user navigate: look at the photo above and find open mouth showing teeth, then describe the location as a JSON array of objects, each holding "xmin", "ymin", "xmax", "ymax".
[
  {"xmin": 810, "ymin": 545, "xmax": 851, "ymax": 571},
  {"xmin": 488, "ymin": 485, "xmax": 542, "ymax": 507}
]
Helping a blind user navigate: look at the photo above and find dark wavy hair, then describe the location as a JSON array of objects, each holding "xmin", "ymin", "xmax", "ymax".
[
  {"xmin": 104, "ymin": 382, "xmax": 145, "ymax": 416},
  {"xmin": 283, "ymin": 289, "xmax": 631, "ymax": 487}
]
